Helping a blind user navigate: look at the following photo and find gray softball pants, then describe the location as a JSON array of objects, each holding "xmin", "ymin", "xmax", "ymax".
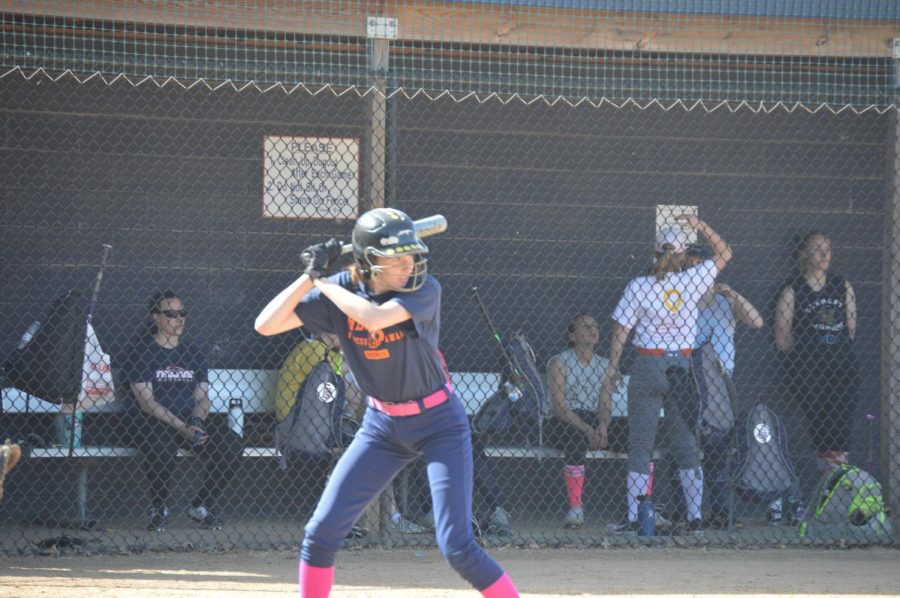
[{"xmin": 625, "ymin": 353, "xmax": 701, "ymax": 473}]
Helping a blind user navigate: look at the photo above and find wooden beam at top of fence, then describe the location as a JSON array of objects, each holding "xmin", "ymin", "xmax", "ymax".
[{"xmin": 1, "ymin": 0, "xmax": 897, "ymax": 59}]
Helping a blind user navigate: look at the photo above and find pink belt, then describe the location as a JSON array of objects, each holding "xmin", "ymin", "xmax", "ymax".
[
  {"xmin": 638, "ymin": 347, "xmax": 693, "ymax": 356},
  {"xmin": 368, "ymin": 386, "xmax": 450, "ymax": 417}
]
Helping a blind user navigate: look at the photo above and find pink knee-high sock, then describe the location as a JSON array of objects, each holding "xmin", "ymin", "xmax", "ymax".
[
  {"xmin": 299, "ymin": 561, "xmax": 334, "ymax": 598},
  {"xmin": 563, "ymin": 464, "xmax": 585, "ymax": 509},
  {"xmin": 481, "ymin": 572, "xmax": 519, "ymax": 597}
]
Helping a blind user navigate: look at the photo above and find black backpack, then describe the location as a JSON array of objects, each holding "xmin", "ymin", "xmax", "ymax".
[
  {"xmin": 3, "ymin": 291, "xmax": 86, "ymax": 406},
  {"xmin": 471, "ymin": 387, "xmax": 515, "ymax": 437},
  {"xmin": 472, "ymin": 331, "xmax": 545, "ymax": 445},
  {"xmin": 732, "ymin": 403, "xmax": 800, "ymax": 503},
  {"xmin": 274, "ymin": 359, "xmax": 356, "ymax": 468}
]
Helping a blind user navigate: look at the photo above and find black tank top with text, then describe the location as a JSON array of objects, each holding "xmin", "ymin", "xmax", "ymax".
[{"xmin": 790, "ymin": 273, "xmax": 850, "ymax": 348}]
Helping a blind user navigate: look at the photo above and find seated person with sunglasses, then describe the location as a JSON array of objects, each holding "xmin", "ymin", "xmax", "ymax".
[{"xmin": 122, "ymin": 289, "xmax": 243, "ymax": 531}]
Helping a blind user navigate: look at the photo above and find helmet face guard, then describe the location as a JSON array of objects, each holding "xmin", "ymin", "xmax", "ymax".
[
  {"xmin": 352, "ymin": 208, "xmax": 429, "ymax": 292},
  {"xmin": 365, "ymin": 249, "xmax": 428, "ymax": 292}
]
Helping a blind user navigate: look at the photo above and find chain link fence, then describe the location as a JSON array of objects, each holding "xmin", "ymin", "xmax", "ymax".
[{"xmin": 0, "ymin": 1, "xmax": 898, "ymax": 556}]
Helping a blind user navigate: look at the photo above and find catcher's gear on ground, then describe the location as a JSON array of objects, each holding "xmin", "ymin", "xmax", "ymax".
[
  {"xmin": 0, "ymin": 440, "xmax": 22, "ymax": 501},
  {"xmin": 351, "ymin": 208, "xmax": 429, "ymax": 291},
  {"xmin": 302, "ymin": 238, "xmax": 343, "ymax": 280}
]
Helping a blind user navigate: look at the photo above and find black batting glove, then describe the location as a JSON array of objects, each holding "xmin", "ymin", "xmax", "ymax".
[{"xmin": 301, "ymin": 238, "xmax": 343, "ymax": 280}]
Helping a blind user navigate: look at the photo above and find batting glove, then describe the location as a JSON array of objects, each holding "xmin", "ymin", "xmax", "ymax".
[{"xmin": 302, "ymin": 238, "xmax": 343, "ymax": 280}]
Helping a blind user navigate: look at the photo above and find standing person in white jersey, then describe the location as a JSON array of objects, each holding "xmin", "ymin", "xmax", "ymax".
[{"xmin": 605, "ymin": 215, "xmax": 732, "ymax": 533}]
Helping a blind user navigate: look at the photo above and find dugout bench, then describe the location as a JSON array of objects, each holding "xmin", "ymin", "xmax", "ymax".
[
  {"xmin": 1, "ymin": 369, "xmax": 280, "ymax": 529},
  {"xmin": 3, "ymin": 369, "xmax": 651, "ymax": 529}
]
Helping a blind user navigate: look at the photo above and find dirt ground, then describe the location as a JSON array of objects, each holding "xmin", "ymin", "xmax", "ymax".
[{"xmin": 1, "ymin": 546, "xmax": 898, "ymax": 597}]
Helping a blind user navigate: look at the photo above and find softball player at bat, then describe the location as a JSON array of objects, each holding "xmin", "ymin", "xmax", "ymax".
[
  {"xmin": 604, "ymin": 215, "xmax": 732, "ymax": 533},
  {"xmin": 255, "ymin": 208, "xmax": 519, "ymax": 598}
]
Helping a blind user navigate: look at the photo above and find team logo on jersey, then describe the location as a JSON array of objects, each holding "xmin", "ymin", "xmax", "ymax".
[
  {"xmin": 317, "ymin": 381, "xmax": 337, "ymax": 403},
  {"xmin": 346, "ymin": 317, "xmax": 407, "ymax": 360},
  {"xmin": 155, "ymin": 366, "xmax": 195, "ymax": 383},
  {"xmin": 662, "ymin": 289, "xmax": 682, "ymax": 314},
  {"xmin": 366, "ymin": 329, "xmax": 386, "ymax": 349}
]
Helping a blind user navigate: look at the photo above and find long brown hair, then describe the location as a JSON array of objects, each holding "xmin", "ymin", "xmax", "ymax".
[
  {"xmin": 349, "ymin": 263, "xmax": 366, "ymax": 285},
  {"xmin": 649, "ymin": 250, "xmax": 683, "ymax": 281}
]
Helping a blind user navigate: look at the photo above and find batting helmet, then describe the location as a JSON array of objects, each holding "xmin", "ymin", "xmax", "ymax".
[{"xmin": 351, "ymin": 208, "xmax": 428, "ymax": 292}]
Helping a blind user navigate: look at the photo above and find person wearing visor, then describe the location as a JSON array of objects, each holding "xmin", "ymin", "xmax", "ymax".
[
  {"xmin": 256, "ymin": 208, "xmax": 519, "ymax": 598},
  {"xmin": 604, "ymin": 216, "xmax": 732, "ymax": 534}
]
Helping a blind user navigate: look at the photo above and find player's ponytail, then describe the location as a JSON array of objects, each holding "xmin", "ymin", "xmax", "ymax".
[{"xmin": 650, "ymin": 249, "xmax": 682, "ymax": 281}]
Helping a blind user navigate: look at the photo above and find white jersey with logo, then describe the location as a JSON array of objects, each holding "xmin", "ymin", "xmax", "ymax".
[{"xmin": 612, "ymin": 259, "xmax": 718, "ymax": 351}]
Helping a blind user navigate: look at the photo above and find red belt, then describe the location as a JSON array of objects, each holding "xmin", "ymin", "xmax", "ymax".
[
  {"xmin": 637, "ymin": 347, "xmax": 693, "ymax": 356},
  {"xmin": 368, "ymin": 386, "xmax": 450, "ymax": 417}
]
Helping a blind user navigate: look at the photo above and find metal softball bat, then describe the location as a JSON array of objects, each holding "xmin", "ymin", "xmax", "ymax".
[{"xmin": 339, "ymin": 214, "xmax": 448, "ymax": 255}]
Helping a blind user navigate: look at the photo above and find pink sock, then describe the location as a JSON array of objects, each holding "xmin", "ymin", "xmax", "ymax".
[
  {"xmin": 563, "ymin": 464, "xmax": 585, "ymax": 509},
  {"xmin": 299, "ymin": 561, "xmax": 334, "ymax": 598},
  {"xmin": 481, "ymin": 572, "xmax": 519, "ymax": 597}
]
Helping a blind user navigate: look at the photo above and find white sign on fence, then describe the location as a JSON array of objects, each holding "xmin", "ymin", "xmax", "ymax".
[
  {"xmin": 263, "ymin": 136, "xmax": 359, "ymax": 219},
  {"xmin": 656, "ymin": 204, "xmax": 698, "ymax": 246}
]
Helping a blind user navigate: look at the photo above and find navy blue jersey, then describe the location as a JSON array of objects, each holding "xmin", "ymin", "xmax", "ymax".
[
  {"xmin": 122, "ymin": 338, "xmax": 208, "ymax": 418},
  {"xmin": 295, "ymin": 270, "xmax": 445, "ymax": 402}
]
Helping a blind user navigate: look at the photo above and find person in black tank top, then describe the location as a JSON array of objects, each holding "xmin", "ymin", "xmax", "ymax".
[{"xmin": 774, "ymin": 232, "xmax": 859, "ymax": 474}]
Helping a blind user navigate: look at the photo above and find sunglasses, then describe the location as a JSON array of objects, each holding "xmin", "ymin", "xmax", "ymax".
[{"xmin": 154, "ymin": 308, "xmax": 188, "ymax": 319}]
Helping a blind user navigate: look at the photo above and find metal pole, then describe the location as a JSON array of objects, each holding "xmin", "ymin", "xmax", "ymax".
[
  {"xmin": 365, "ymin": 17, "xmax": 396, "ymax": 210},
  {"xmin": 879, "ymin": 38, "xmax": 900, "ymax": 513}
]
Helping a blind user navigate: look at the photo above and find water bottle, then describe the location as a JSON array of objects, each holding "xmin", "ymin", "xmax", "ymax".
[
  {"xmin": 228, "ymin": 398, "xmax": 244, "ymax": 437},
  {"xmin": 17, "ymin": 321, "xmax": 41, "ymax": 350},
  {"xmin": 788, "ymin": 494, "xmax": 804, "ymax": 524},
  {"xmin": 56, "ymin": 409, "xmax": 84, "ymax": 448},
  {"xmin": 768, "ymin": 497, "xmax": 783, "ymax": 527},
  {"xmin": 637, "ymin": 495, "xmax": 657, "ymax": 537}
]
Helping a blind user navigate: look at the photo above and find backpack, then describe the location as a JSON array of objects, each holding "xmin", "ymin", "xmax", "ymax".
[
  {"xmin": 472, "ymin": 331, "xmax": 545, "ymax": 444},
  {"xmin": 3, "ymin": 291, "xmax": 86, "ymax": 406},
  {"xmin": 667, "ymin": 342, "xmax": 736, "ymax": 440},
  {"xmin": 732, "ymin": 403, "xmax": 800, "ymax": 504},
  {"xmin": 471, "ymin": 386, "xmax": 515, "ymax": 437},
  {"xmin": 501, "ymin": 331, "xmax": 545, "ymax": 425},
  {"xmin": 275, "ymin": 357, "xmax": 353, "ymax": 468},
  {"xmin": 691, "ymin": 342, "xmax": 737, "ymax": 439},
  {"xmin": 798, "ymin": 465, "xmax": 892, "ymax": 542}
]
